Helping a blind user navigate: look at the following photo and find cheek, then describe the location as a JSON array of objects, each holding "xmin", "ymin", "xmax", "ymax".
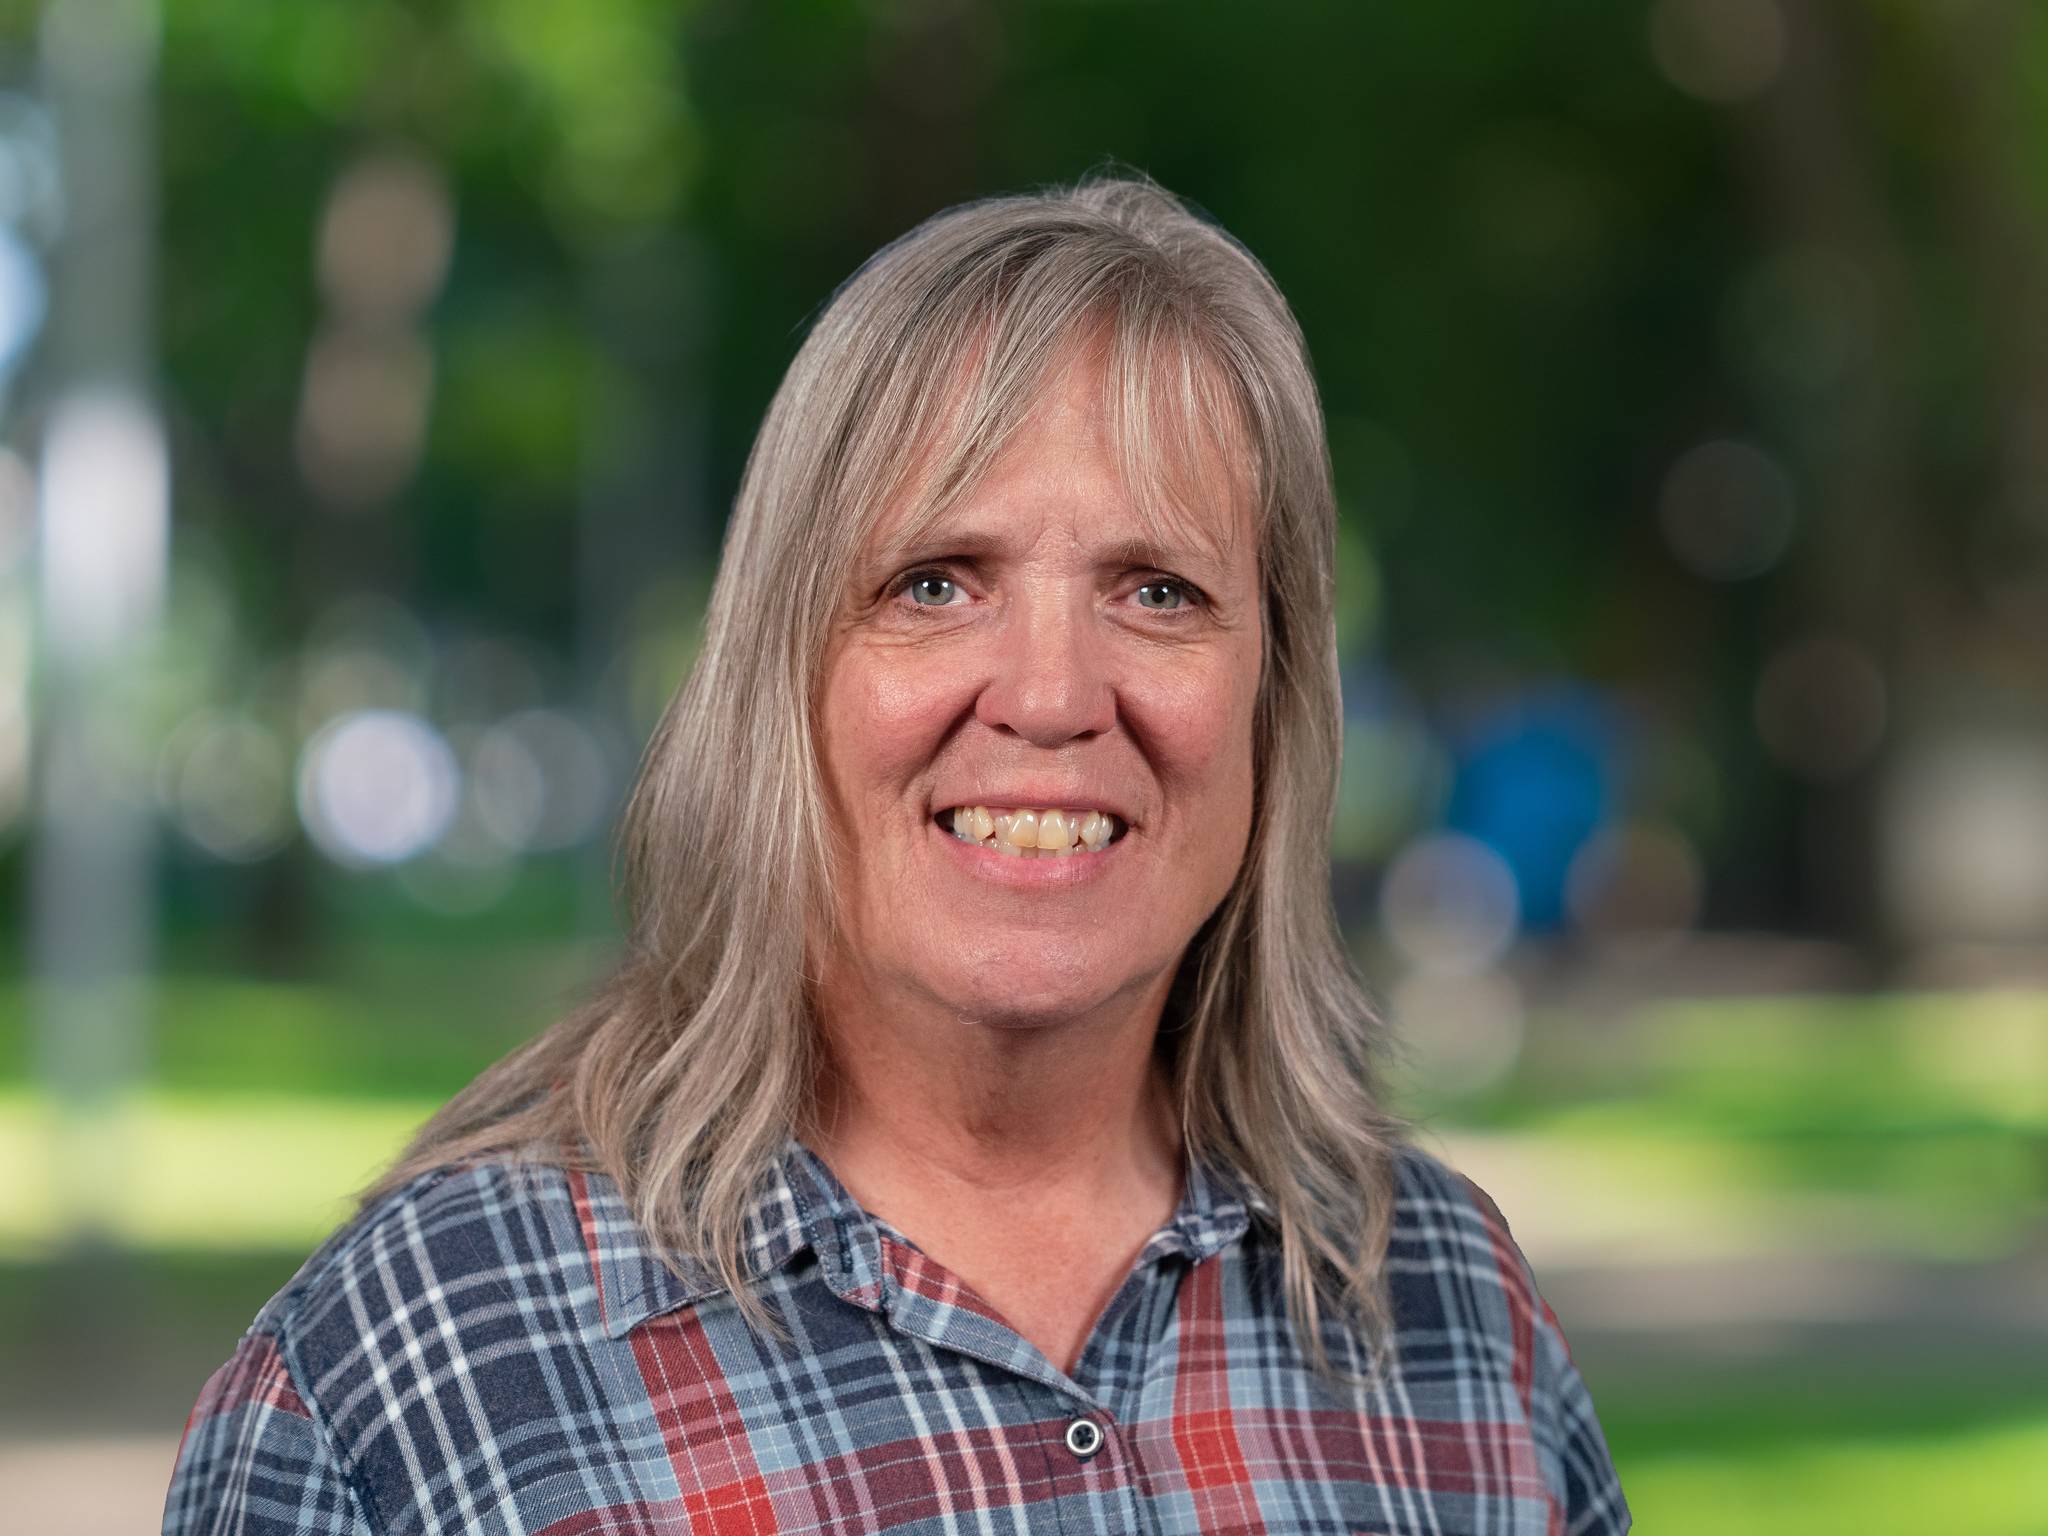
[
  {"xmin": 1128, "ymin": 650, "xmax": 1261, "ymax": 816},
  {"xmin": 818, "ymin": 645, "xmax": 967, "ymax": 811}
]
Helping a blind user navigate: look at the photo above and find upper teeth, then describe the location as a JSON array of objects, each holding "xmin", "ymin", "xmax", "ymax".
[{"xmin": 948, "ymin": 805, "xmax": 1116, "ymax": 855}]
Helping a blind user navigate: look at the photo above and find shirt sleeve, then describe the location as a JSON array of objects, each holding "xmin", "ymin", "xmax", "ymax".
[
  {"xmin": 1532, "ymin": 1293, "xmax": 1632, "ymax": 1534},
  {"xmin": 1458, "ymin": 1173, "xmax": 1632, "ymax": 1535},
  {"xmin": 163, "ymin": 1327, "xmax": 377, "ymax": 1536}
]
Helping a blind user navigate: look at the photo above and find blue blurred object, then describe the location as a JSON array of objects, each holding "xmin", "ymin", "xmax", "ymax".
[
  {"xmin": 1443, "ymin": 685, "xmax": 1616, "ymax": 929},
  {"xmin": 0, "ymin": 226, "xmax": 45, "ymax": 378}
]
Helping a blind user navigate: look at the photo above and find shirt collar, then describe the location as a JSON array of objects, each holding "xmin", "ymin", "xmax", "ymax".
[{"xmin": 588, "ymin": 1132, "xmax": 1275, "ymax": 1341}]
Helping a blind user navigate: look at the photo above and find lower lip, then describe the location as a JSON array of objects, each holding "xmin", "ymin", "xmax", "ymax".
[{"xmin": 931, "ymin": 819, "xmax": 1128, "ymax": 887}]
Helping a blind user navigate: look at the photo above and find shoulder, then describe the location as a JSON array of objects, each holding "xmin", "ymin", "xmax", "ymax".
[
  {"xmin": 171, "ymin": 1160, "xmax": 602, "ymax": 1535},
  {"xmin": 1381, "ymin": 1138, "xmax": 1558, "ymax": 1357},
  {"xmin": 253, "ymin": 1158, "xmax": 593, "ymax": 1342},
  {"xmin": 258, "ymin": 1159, "xmax": 603, "ymax": 1389},
  {"xmin": 258, "ymin": 1160, "xmax": 610, "ymax": 1465},
  {"xmin": 1384, "ymin": 1140, "xmax": 1633, "ymax": 1533},
  {"xmin": 288, "ymin": 1161, "xmax": 622, "ymax": 1521},
  {"xmin": 1386, "ymin": 1138, "xmax": 1529, "ymax": 1266}
]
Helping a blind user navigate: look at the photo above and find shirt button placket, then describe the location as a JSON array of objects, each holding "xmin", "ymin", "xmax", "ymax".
[{"xmin": 1054, "ymin": 1410, "xmax": 1155, "ymax": 1533}]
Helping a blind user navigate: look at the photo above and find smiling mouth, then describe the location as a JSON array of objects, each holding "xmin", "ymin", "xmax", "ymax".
[{"xmin": 936, "ymin": 805, "xmax": 1127, "ymax": 859}]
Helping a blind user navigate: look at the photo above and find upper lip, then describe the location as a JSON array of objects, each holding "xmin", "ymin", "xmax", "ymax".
[{"xmin": 933, "ymin": 791, "xmax": 1137, "ymax": 826}]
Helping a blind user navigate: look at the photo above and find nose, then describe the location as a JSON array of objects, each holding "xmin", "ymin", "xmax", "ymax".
[{"xmin": 973, "ymin": 589, "xmax": 1115, "ymax": 747}]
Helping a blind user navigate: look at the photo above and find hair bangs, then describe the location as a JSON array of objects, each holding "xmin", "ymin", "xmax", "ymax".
[
  {"xmin": 1099, "ymin": 302, "xmax": 1263, "ymax": 567},
  {"xmin": 841, "ymin": 284, "xmax": 1262, "ymax": 581}
]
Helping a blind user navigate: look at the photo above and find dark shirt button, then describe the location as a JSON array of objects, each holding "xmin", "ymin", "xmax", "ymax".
[{"xmin": 1064, "ymin": 1415, "xmax": 1104, "ymax": 1460}]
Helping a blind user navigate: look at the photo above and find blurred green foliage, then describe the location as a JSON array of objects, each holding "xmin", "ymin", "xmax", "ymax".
[{"xmin": 112, "ymin": 0, "xmax": 2048, "ymax": 940}]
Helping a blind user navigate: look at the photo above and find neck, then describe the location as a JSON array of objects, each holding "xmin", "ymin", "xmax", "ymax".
[{"xmin": 802, "ymin": 963, "xmax": 1184, "ymax": 1218}]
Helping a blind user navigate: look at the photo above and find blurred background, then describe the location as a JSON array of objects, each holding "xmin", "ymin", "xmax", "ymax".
[{"xmin": 0, "ymin": 0, "xmax": 2043, "ymax": 1530}]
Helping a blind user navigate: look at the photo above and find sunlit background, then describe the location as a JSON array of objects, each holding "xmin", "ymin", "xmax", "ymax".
[{"xmin": 1, "ymin": 1, "xmax": 2044, "ymax": 1530}]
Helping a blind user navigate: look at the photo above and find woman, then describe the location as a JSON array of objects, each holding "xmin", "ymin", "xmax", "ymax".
[{"xmin": 167, "ymin": 177, "xmax": 1628, "ymax": 1534}]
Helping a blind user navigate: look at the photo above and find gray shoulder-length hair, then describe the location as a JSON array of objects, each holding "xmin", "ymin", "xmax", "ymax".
[{"xmin": 362, "ymin": 173, "xmax": 1409, "ymax": 1384}]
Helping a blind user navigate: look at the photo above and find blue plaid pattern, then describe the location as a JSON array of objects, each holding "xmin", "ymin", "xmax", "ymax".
[{"xmin": 165, "ymin": 1135, "xmax": 1628, "ymax": 1533}]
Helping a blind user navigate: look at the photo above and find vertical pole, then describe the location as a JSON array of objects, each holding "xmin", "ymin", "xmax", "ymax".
[{"xmin": 30, "ymin": 0, "xmax": 165, "ymax": 1247}]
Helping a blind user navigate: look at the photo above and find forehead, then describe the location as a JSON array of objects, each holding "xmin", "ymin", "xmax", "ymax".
[{"xmin": 861, "ymin": 343, "xmax": 1258, "ymax": 571}]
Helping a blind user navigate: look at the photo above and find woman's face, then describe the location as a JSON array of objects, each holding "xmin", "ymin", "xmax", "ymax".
[{"xmin": 814, "ymin": 357, "xmax": 1263, "ymax": 1031}]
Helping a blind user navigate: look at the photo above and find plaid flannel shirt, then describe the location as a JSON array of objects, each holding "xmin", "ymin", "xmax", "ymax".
[{"xmin": 165, "ymin": 1134, "xmax": 1628, "ymax": 1534}]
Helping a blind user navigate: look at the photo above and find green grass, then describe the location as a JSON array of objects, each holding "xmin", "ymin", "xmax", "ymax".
[
  {"xmin": 0, "ymin": 956, "xmax": 590, "ymax": 1101},
  {"xmin": 0, "ymin": 1090, "xmax": 437, "ymax": 1255},
  {"xmin": 1624, "ymin": 1417, "xmax": 2048, "ymax": 1535},
  {"xmin": 1604, "ymin": 1386, "xmax": 2048, "ymax": 1536},
  {"xmin": 1464, "ymin": 987, "xmax": 2048, "ymax": 1133}
]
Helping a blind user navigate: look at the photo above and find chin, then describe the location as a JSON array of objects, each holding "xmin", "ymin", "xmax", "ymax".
[{"xmin": 916, "ymin": 939, "xmax": 1166, "ymax": 1031}]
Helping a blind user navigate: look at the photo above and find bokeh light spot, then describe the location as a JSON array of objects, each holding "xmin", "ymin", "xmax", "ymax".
[
  {"xmin": 1658, "ymin": 438, "xmax": 1796, "ymax": 581},
  {"xmin": 316, "ymin": 152, "xmax": 454, "ymax": 325},
  {"xmin": 159, "ymin": 712, "xmax": 293, "ymax": 863},
  {"xmin": 1882, "ymin": 735, "xmax": 2048, "ymax": 946},
  {"xmin": 1381, "ymin": 832, "xmax": 1521, "ymax": 976},
  {"xmin": 296, "ymin": 709, "xmax": 458, "ymax": 868},
  {"xmin": 1389, "ymin": 970, "xmax": 1526, "ymax": 1099},
  {"xmin": 1649, "ymin": 0, "xmax": 1785, "ymax": 103},
  {"xmin": 472, "ymin": 709, "xmax": 611, "ymax": 852},
  {"xmin": 1566, "ymin": 820, "xmax": 1705, "ymax": 942}
]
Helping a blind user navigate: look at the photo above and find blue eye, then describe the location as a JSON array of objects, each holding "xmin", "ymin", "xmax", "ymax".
[
  {"xmin": 908, "ymin": 574, "xmax": 957, "ymax": 606},
  {"xmin": 1135, "ymin": 581, "xmax": 1185, "ymax": 610}
]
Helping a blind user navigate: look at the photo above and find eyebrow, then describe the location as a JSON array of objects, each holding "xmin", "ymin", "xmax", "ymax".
[
  {"xmin": 1099, "ymin": 535, "xmax": 1230, "ymax": 577},
  {"xmin": 867, "ymin": 527, "xmax": 1005, "ymax": 568}
]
